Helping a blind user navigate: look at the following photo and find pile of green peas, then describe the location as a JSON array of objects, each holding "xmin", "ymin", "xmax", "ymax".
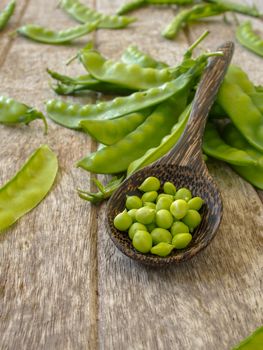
[{"xmin": 113, "ymin": 176, "xmax": 204, "ymax": 257}]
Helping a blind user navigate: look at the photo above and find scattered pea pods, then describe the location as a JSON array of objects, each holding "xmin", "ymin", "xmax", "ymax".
[
  {"xmin": 0, "ymin": 145, "xmax": 58, "ymax": 232},
  {"xmin": 127, "ymin": 103, "xmax": 191, "ymax": 175},
  {"xmin": 17, "ymin": 21, "xmax": 98, "ymax": 44},
  {"xmin": 46, "ymin": 55, "xmax": 205, "ymax": 129},
  {"xmin": 0, "ymin": 0, "xmax": 16, "ymax": 31},
  {"xmin": 0, "ymin": 95, "xmax": 48, "ymax": 134},
  {"xmin": 77, "ymin": 99, "xmax": 182, "ymax": 174},
  {"xmin": 236, "ymin": 21, "xmax": 263, "ymax": 58},
  {"xmin": 60, "ymin": 0, "xmax": 136, "ymax": 29},
  {"xmin": 202, "ymin": 121, "xmax": 257, "ymax": 166},
  {"xmin": 80, "ymin": 108, "xmax": 152, "ymax": 145},
  {"xmin": 121, "ymin": 45, "xmax": 168, "ymax": 69},
  {"xmin": 217, "ymin": 72, "xmax": 263, "ymax": 152},
  {"xmin": 79, "ymin": 49, "xmax": 174, "ymax": 90},
  {"xmin": 222, "ymin": 123, "xmax": 263, "ymax": 190}
]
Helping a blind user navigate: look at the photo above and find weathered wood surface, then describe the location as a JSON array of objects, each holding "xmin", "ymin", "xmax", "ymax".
[{"xmin": 0, "ymin": 0, "xmax": 262, "ymax": 349}]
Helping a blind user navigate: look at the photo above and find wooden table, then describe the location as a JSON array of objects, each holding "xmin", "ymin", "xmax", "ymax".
[{"xmin": 0, "ymin": 1, "xmax": 262, "ymax": 349}]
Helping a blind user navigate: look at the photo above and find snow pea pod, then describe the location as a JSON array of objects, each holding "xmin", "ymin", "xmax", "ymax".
[
  {"xmin": 232, "ymin": 326, "xmax": 263, "ymax": 350},
  {"xmin": 222, "ymin": 123, "xmax": 263, "ymax": 190},
  {"xmin": 127, "ymin": 103, "xmax": 191, "ymax": 175},
  {"xmin": 203, "ymin": 121, "xmax": 257, "ymax": 166},
  {"xmin": 0, "ymin": 0, "xmax": 15, "ymax": 31},
  {"xmin": 46, "ymin": 57, "xmax": 204, "ymax": 129},
  {"xmin": 80, "ymin": 108, "xmax": 152, "ymax": 145},
  {"xmin": 79, "ymin": 50, "xmax": 173, "ymax": 90},
  {"xmin": 17, "ymin": 22, "xmax": 98, "ymax": 44},
  {"xmin": 117, "ymin": 0, "xmax": 194, "ymax": 14},
  {"xmin": 236, "ymin": 21, "xmax": 263, "ymax": 58},
  {"xmin": 250, "ymin": 92, "xmax": 263, "ymax": 114},
  {"xmin": 204, "ymin": 0, "xmax": 261, "ymax": 18},
  {"xmin": 217, "ymin": 75, "xmax": 263, "ymax": 152},
  {"xmin": 77, "ymin": 99, "xmax": 182, "ymax": 174},
  {"xmin": 0, "ymin": 95, "xmax": 48, "ymax": 134},
  {"xmin": 47, "ymin": 69, "xmax": 134, "ymax": 95},
  {"xmin": 60, "ymin": 0, "xmax": 136, "ymax": 29},
  {"xmin": 162, "ymin": 3, "xmax": 225, "ymax": 40},
  {"xmin": 0, "ymin": 145, "xmax": 58, "ymax": 232},
  {"xmin": 121, "ymin": 45, "xmax": 168, "ymax": 69}
]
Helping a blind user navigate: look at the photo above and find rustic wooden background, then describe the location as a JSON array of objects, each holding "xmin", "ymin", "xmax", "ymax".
[{"xmin": 0, "ymin": 0, "xmax": 262, "ymax": 349}]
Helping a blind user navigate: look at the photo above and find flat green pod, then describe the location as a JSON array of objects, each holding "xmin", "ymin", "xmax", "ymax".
[{"xmin": 0, "ymin": 145, "xmax": 58, "ymax": 232}]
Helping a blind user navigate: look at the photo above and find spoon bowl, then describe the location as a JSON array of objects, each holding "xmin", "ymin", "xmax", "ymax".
[{"xmin": 106, "ymin": 41, "xmax": 234, "ymax": 266}]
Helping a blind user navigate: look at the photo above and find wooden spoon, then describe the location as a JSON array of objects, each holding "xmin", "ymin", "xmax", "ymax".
[{"xmin": 106, "ymin": 41, "xmax": 234, "ymax": 266}]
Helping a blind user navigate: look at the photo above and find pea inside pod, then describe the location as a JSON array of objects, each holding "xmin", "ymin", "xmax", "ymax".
[
  {"xmin": 121, "ymin": 45, "xmax": 168, "ymax": 69},
  {"xmin": 0, "ymin": 145, "xmax": 58, "ymax": 232}
]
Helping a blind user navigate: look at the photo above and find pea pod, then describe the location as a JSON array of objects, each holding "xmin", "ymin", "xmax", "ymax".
[
  {"xmin": 80, "ymin": 108, "xmax": 152, "ymax": 145},
  {"xmin": 0, "ymin": 95, "xmax": 48, "ymax": 134},
  {"xmin": 60, "ymin": 0, "xmax": 136, "ymax": 29},
  {"xmin": 0, "ymin": 145, "xmax": 58, "ymax": 232},
  {"xmin": 236, "ymin": 21, "xmax": 263, "ymax": 58},
  {"xmin": 250, "ymin": 92, "xmax": 263, "ymax": 114},
  {"xmin": 121, "ymin": 45, "xmax": 168, "ymax": 69},
  {"xmin": 46, "ymin": 55, "xmax": 205, "ymax": 129},
  {"xmin": 162, "ymin": 4, "xmax": 226, "ymax": 40},
  {"xmin": 204, "ymin": 0, "xmax": 261, "ymax": 18},
  {"xmin": 223, "ymin": 123, "xmax": 263, "ymax": 190},
  {"xmin": 79, "ymin": 50, "xmax": 173, "ymax": 90},
  {"xmin": 77, "ymin": 98, "xmax": 183, "ymax": 174},
  {"xmin": 0, "ymin": 0, "xmax": 15, "ymax": 31},
  {"xmin": 127, "ymin": 103, "xmax": 191, "ymax": 175},
  {"xmin": 47, "ymin": 69, "xmax": 134, "ymax": 95},
  {"xmin": 117, "ymin": 0, "xmax": 194, "ymax": 14},
  {"xmin": 17, "ymin": 22, "xmax": 98, "ymax": 44},
  {"xmin": 217, "ymin": 74, "xmax": 263, "ymax": 152},
  {"xmin": 231, "ymin": 326, "xmax": 263, "ymax": 350},
  {"xmin": 202, "ymin": 121, "xmax": 257, "ymax": 166}
]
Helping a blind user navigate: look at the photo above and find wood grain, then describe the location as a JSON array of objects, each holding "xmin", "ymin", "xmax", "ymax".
[{"xmin": 0, "ymin": 0, "xmax": 262, "ymax": 349}]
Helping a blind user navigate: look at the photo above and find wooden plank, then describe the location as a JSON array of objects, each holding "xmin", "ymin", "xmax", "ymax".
[
  {"xmin": 0, "ymin": 1, "xmax": 98, "ymax": 349},
  {"xmin": 96, "ymin": 1, "xmax": 263, "ymax": 350}
]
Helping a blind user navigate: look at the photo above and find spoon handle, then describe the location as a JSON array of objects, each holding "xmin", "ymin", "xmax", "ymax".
[{"xmin": 156, "ymin": 41, "xmax": 234, "ymax": 168}]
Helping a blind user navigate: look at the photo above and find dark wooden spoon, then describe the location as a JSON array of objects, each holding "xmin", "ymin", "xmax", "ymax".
[{"xmin": 106, "ymin": 41, "xmax": 234, "ymax": 266}]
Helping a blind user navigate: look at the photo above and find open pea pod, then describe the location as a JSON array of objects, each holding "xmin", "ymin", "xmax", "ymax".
[
  {"xmin": 203, "ymin": 121, "xmax": 257, "ymax": 166},
  {"xmin": 0, "ymin": 145, "xmax": 58, "ymax": 232},
  {"xmin": 222, "ymin": 123, "xmax": 263, "ymax": 190},
  {"xmin": 0, "ymin": 95, "xmax": 48, "ymax": 134}
]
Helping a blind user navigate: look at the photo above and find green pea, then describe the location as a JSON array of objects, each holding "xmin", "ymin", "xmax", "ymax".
[
  {"xmin": 126, "ymin": 195, "xmax": 142, "ymax": 209},
  {"xmin": 174, "ymin": 188, "xmax": 192, "ymax": 202},
  {"xmin": 135, "ymin": 207, "xmax": 155, "ymax": 225},
  {"xmin": 151, "ymin": 228, "xmax": 172, "ymax": 245},
  {"xmin": 156, "ymin": 197, "xmax": 173, "ymax": 211},
  {"xmin": 163, "ymin": 181, "xmax": 176, "ymax": 195},
  {"xmin": 151, "ymin": 242, "xmax": 174, "ymax": 257},
  {"xmin": 127, "ymin": 209, "xmax": 138, "ymax": 221},
  {"xmin": 146, "ymin": 222, "xmax": 157, "ymax": 232},
  {"xmin": 114, "ymin": 209, "xmax": 133, "ymax": 231},
  {"xmin": 188, "ymin": 196, "xmax": 204, "ymax": 210},
  {"xmin": 143, "ymin": 202, "xmax": 156, "ymax": 209},
  {"xmin": 128, "ymin": 223, "xmax": 147, "ymax": 240},
  {"xmin": 182, "ymin": 210, "xmax": 202, "ymax": 230},
  {"xmin": 132, "ymin": 230, "xmax": 152, "ymax": 253},
  {"xmin": 157, "ymin": 193, "xmax": 174, "ymax": 202},
  {"xmin": 172, "ymin": 233, "xmax": 192, "ymax": 249},
  {"xmin": 170, "ymin": 199, "xmax": 188, "ymax": 220},
  {"xmin": 138, "ymin": 176, "xmax": 160, "ymax": 192},
  {"xmin": 170, "ymin": 221, "xmax": 189, "ymax": 237},
  {"xmin": 155, "ymin": 209, "xmax": 173, "ymax": 229},
  {"xmin": 141, "ymin": 191, "xmax": 158, "ymax": 203}
]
